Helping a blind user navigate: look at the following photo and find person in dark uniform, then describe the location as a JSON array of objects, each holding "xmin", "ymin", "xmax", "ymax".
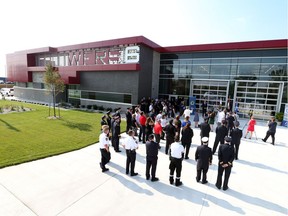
[
  {"xmin": 145, "ymin": 134, "xmax": 161, "ymax": 182},
  {"xmin": 106, "ymin": 111, "xmax": 112, "ymax": 129},
  {"xmin": 181, "ymin": 122, "xmax": 194, "ymax": 159},
  {"xmin": 122, "ymin": 130, "xmax": 139, "ymax": 176},
  {"xmin": 100, "ymin": 115, "xmax": 108, "ymax": 127},
  {"xmin": 164, "ymin": 119, "xmax": 176, "ymax": 155},
  {"xmin": 195, "ymin": 137, "xmax": 213, "ymax": 184},
  {"xmin": 112, "ymin": 116, "xmax": 121, "ymax": 152},
  {"xmin": 126, "ymin": 107, "xmax": 132, "ymax": 133},
  {"xmin": 230, "ymin": 121, "xmax": 242, "ymax": 160},
  {"xmin": 226, "ymin": 112, "xmax": 235, "ymax": 135},
  {"xmin": 215, "ymin": 136, "xmax": 234, "ymax": 190},
  {"xmin": 262, "ymin": 117, "xmax": 277, "ymax": 145},
  {"xmin": 169, "ymin": 135, "xmax": 184, "ymax": 186},
  {"xmin": 212, "ymin": 119, "xmax": 228, "ymax": 154},
  {"xmin": 199, "ymin": 117, "xmax": 211, "ymax": 145}
]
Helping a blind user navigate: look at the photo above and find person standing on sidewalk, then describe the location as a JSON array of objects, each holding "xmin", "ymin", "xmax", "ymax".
[
  {"xmin": 169, "ymin": 135, "xmax": 184, "ymax": 186},
  {"xmin": 99, "ymin": 125, "xmax": 111, "ymax": 172},
  {"xmin": 145, "ymin": 134, "xmax": 161, "ymax": 182},
  {"xmin": 215, "ymin": 136, "xmax": 234, "ymax": 191},
  {"xmin": 244, "ymin": 115, "xmax": 256, "ymax": 139},
  {"xmin": 262, "ymin": 117, "xmax": 277, "ymax": 145},
  {"xmin": 195, "ymin": 137, "xmax": 213, "ymax": 184},
  {"xmin": 138, "ymin": 111, "xmax": 147, "ymax": 143},
  {"xmin": 181, "ymin": 122, "xmax": 194, "ymax": 159},
  {"xmin": 153, "ymin": 119, "xmax": 162, "ymax": 144},
  {"xmin": 122, "ymin": 130, "xmax": 139, "ymax": 176},
  {"xmin": 230, "ymin": 121, "xmax": 242, "ymax": 160},
  {"xmin": 164, "ymin": 119, "xmax": 176, "ymax": 155},
  {"xmin": 212, "ymin": 119, "xmax": 228, "ymax": 154}
]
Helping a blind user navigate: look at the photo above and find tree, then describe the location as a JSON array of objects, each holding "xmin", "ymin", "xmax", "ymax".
[{"xmin": 44, "ymin": 64, "xmax": 65, "ymax": 117}]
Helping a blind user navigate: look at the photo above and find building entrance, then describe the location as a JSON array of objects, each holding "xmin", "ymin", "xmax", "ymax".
[
  {"xmin": 233, "ymin": 80, "xmax": 284, "ymax": 120},
  {"xmin": 190, "ymin": 79, "xmax": 230, "ymax": 113}
]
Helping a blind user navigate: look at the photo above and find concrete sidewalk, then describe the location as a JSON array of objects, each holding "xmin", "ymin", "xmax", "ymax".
[{"xmin": 0, "ymin": 119, "xmax": 287, "ymax": 216}]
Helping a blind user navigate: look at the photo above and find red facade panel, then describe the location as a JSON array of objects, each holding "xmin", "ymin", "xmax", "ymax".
[
  {"xmin": 6, "ymin": 36, "xmax": 287, "ymax": 85},
  {"xmin": 157, "ymin": 39, "xmax": 288, "ymax": 53}
]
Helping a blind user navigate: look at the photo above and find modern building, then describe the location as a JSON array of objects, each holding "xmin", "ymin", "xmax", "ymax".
[{"xmin": 6, "ymin": 36, "xmax": 288, "ymax": 119}]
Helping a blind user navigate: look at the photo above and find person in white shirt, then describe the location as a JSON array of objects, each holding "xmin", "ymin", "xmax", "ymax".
[
  {"xmin": 99, "ymin": 125, "xmax": 111, "ymax": 172},
  {"xmin": 122, "ymin": 130, "xmax": 139, "ymax": 176},
  {"xmin": 217, "ymin": 108, "xmax": 226, "ymax": 127},
  {"xmin": 183, "ymin": 106, "xmax": 192, "ymax": 118},
  {"xmin": 169, "ymin": 136, "xmax": 184, "ymax": 186}
]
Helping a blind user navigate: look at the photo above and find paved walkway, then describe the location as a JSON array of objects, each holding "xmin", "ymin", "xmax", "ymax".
[{"xmin": 0, "ymin": 119, "xmax": 287, "ymax": 216}]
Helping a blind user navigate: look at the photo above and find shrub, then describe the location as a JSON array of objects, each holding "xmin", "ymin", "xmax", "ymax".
[
  {"xmin": 93, "ymin": 104, "xmax": 98, "ymax": 110},
  {"xmin": 98, "ymin": 105, "xmax": 104, "ymax": 111},
  {"xmin": 275, "ymin": 112, "xmax": 284, "ymax": 122},
  {"xmin": 87, "ymin": 105, "xmax": 92, "ymax": 109}
]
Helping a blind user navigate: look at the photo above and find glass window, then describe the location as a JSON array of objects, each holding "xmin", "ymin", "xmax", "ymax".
[
  {"xmin": 80, "ymin": 91, "xmax": 131, "ymax": 104},
  {"xmin": 159, "ymin": 79, "xmax": 190, "ymax": 95},
  {"xmin": 261, "ymin": 57, "xmax": 287, "ymax": 63}
]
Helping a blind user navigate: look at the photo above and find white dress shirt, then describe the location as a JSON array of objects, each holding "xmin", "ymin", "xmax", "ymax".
[
  {"xmin": 123, "ymin": 136, "xmax": 139, "ymax": 150},
  {"xmin": 99, "ymin": 132, "xmax": 110, "ymax": 149},
  {"xmin": 170, "ymin": 141, "xmax": 184, "ymax": 159}
]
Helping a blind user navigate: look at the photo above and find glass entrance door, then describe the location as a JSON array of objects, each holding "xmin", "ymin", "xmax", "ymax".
[
  {"xmin": 234, "ymin": 80, "xmax": 284, "ymax": 120},
  {"xmin": 190, "ymin": 79, "xmax": 230, "ymax": 112}
]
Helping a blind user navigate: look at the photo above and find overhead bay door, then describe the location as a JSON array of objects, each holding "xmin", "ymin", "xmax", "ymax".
[
  {"xmin": 233, "ymin": 80, "xmax": 284, "ymax": 120},
  {"xmin": 190, "ymin": 79, "xmax": 230, "ymax": 111}
]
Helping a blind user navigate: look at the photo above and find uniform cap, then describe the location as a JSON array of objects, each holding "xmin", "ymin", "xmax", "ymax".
[
  {"xmin": 201, "ymin": 137, "xmax": 209, "ymax": 144},
  {"xmin": 224, "ymin": 136, "xmax": 232, "ymax": 143}
]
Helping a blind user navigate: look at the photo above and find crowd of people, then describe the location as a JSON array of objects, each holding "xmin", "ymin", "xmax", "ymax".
[{"xmin": 98, "ymin": 97, "xmax": 277, "ymax": 191}]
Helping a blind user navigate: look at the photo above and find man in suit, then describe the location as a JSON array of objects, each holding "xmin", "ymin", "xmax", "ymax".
[
  {"xmin": 262, "ymin": 117, "xmax": 277, "ymax": 145},
  {"xmin": 145, "ymin": 134, "xmax": 161, "ymax": 182},
  {"xmin": 215, "ymin": 136, "xmax": 235, "ymax": 191},
  {"xmin": 199, "ymin": 117, "xmax": 211, "ymax": 145},
  {"xmin": 212, "ymin": 119, "xmax": 228, "ymax": 154},
  {"xmin": 126, "ymin": 107, "xmax": 132, "ymax": 133},
  {"xmin": 112, "ymin": 116, "xmax": 121, "ymax": 152},
  {"xmin": 195, "ymin": 137, "xmax": 213, "ymax": 184},
  {"xmin": 230, "ymin": 121, "xmax": 242, "ymax": 160},
  {"xmin": 164, "ymin": 119, "xmax": 176, "ymax": 155}
]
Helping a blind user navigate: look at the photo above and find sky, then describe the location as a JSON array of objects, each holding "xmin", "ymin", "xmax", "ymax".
[{"xmin": 0, "ymin": 0, "xmax": 287, "ymax": 77}]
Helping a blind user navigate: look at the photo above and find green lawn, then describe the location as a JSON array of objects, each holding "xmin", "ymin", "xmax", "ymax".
[{"xmin": 0, "ymin": 100, "xmax": 126, "ymax": 168}]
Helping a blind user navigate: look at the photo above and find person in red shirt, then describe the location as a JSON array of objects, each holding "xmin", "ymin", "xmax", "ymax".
[
  {"xmin": 153, "ymin": 119, "xmax": 163, "ymax": 144},
  {"xmin": 244, "ymin": 115, "xmax": 256, "ymax": 139},
  {"xmin": 139, "ymin": 111, "xmax": 147, "ymax": 143}
]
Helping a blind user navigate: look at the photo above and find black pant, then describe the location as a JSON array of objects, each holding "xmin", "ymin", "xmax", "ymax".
[
  {"xmin": 234, "ymin": 143, "xmax": 240, "ymax": 159},
  {"xmin": 182, "ymin": 142, "xmax": 191, "ymax": 158},
  {"xmin": 126, "ymin": 122, "xmax": 132, "ymax": 133},
  {"xmin": 216, "ymin": 164, "xmax": 232, "ymax": 189},
  {"xmin": 263, "ymin": 131, "xmax": 275, "ymax": 144},
  {"xmin": 154, "ymin": 134, "xmax": 161, "ymax": 144},
  {"xmin": 213, "ymin": 138, "xmax": 224, "ymax": 154},
  {"xmin": 126, "ymin": 150, "xmax": 136, "ymax": 174},
  {"xmin": 169, "ymin": 157, "xmax": 182, "ymax": 179},
  {"xmin": 165, "ymin": 136, "xmax": 174, "ymax": 154},
  {"xmin": 146, "ymin": 156, "xmax": 158, "ymax": 179},
  {"xmin": 196, "ymin": 167, "xmax": 208, "ymax": 182},
  {"xmin": 100, "ymin": 149, "xmax": 111, "ymax": 169},
  {"xmin": 113, "ymin": 136, "xmax": 120, "ymax": 151},
  {"xmin": 139, "ymin": 125, "xmax": 146, "ymax": 142}
]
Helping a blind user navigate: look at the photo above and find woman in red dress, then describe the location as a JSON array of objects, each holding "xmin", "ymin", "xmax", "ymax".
[{"xmin": 244, "ymin": 115, "xmax": 256, "ymax": 139}]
